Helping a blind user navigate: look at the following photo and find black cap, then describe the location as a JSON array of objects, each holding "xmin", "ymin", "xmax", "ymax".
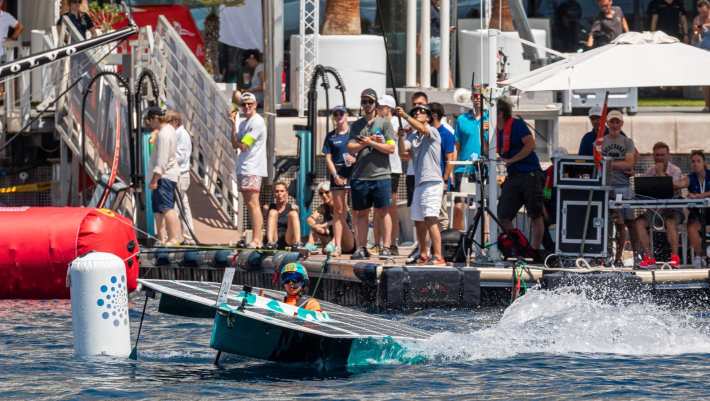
[
  {"xmin": 143, "ymin": 106, "xmax": 165, "ymax": 119},
  {"xmin": 360, "ymin": 88, "xmax": 378, "ymax": 101},
  {"xmin": 409, "ymin": 104, "xmax": 432, "ymax": 118}
]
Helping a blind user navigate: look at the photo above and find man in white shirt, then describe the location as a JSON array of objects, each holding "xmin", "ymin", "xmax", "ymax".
[
  {"xmin": 0, "ymin": 1, "xmax": 22, "ymax": 59},
  {"xmin": 172, "ymin": 113, "xmax": 196, "ymax": 245},
  {"xmin": 232, "ymin": 92, "xmax": 268, "ymax": 248},
  {"xmin": 376, "ymin": 94, "xmax": 404, "ymax": 255}
]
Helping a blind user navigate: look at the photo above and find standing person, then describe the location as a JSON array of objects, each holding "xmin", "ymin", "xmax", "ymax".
[
  {"xmin": 692, "ymin": 0, "xmax": 710, "ymax": 111},
  {"xmin": 397, "ymin": 105, "xmax": 445, "ymax": 265},
  {"xmin": 453, "ymin": 89, "xmax": 488, "ymax": 230},
  {"xmin": 429, "ymin": 102, "xmax": 455, "ymax": 230},
  {"xmin": 244, "ymin": 50, "xmax": 265, "ymax": 106},
  {"xmin": 578, "ymin": 106, "xmax": 606, "ymax": 156},
  {"xmin": 553, "ymin": 0, "xmax": 584, "ymax": 52},
  {"xmin": 377, "ymin": 94, "xmax": 404, "ymax": 255},
  {"xmin": 146, "ymin": 108, "xmax": 182, "ymax": 245},
  {"xmin": 0, "ymin": 0, "xmax": 22, "ymax": 60},
  {"xmin": 347, "ymin": 88, "xmax": 396, "ymax": 260},
  {"xmin": 57, "ymin": 0, "xmax": 95, "ymax": 38},
  {"xmin": 685, "ymin": 150, "xmax": 710, "ymax": 267},
  {"xmin": 322, "ymin": 105, "xmax": 355, "ymax": 256},
  {"xmin": 496, "ymin": 98, "xmax": 545, "ymax": 260},
  {"xmin": 634, "ymin": 142, "xmax": 685, "ymax": 267},
  {"xmin": 172, "ymin": 112, "xmax": 196, "ymax": 245},
  {"xmin": 406, "ymin": 92, "xmax": 430, "ymax": 210},
  {"xmin": 600, "ymin": 110, "xmax": 637, "ymax": 264},
  {"xmin": 586, "ymin": 0, "xmax": 630, "ymax": 48},
  {"xmin": 264, "ymin": 181, "xmax": 301, "ymax": 249},
  {"xmin": 650, "ymin": 0, "xmax": 689, "ymax": 42},
  {"xmin": 232, "ymin": 92, "xmax": 268, "ymax": 248}
]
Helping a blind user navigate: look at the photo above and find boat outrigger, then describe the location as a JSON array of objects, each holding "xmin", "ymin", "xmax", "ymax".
[{"xmin": 137, "ymin": 266, "xmax": 430, "ymax": 368}]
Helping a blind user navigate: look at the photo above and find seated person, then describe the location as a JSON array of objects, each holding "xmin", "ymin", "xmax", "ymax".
[
  {"xmin": 306, "ymin": 182, "xmax": 356, "ymax": 254},
  {"xmin": 634, "ymin": 142, "xmax": 685, "ymax": 268},
  {"xmin": 264, "ymin": 181, "xmax": 301, "ymax": 249},
  {"xmin": 280, "ymin": 262, "xmax": 321, "ymax": 311},
  {"xmin": 685, "ymin": 150, "xmax": 710, "ymax": 267}
]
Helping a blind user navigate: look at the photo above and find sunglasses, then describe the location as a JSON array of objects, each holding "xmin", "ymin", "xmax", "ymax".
[
  {"xmin": 241, "ymin": 102, "xmax": 256, "ymax": 108},
  {"xmin": 319, "ymin": 190, "xmax": 330, "ymax": 195},
  {"xmin": 284, "ymin": 279, "xmax": 303, "ymax": 288},
  {"xmin": 361, "ymin": 99, "xmax": 375, "ymax": 105},
  {"xmin": 332, "ymin": 111, "xmax": 345, "ymax": 117}
]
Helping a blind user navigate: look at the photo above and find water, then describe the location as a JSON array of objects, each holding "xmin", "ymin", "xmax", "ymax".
[{"xmin": 3, "ymin": 288, "xmax": 710, "ymax": 400}]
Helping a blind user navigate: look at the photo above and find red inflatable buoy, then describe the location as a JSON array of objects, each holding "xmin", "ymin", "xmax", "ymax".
[{"xmin": 0, "ymin": 207, "xmax": 140, "ymax": 299}]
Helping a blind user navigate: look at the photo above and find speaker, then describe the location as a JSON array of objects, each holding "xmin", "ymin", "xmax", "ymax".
[{"xmin": 555, "ymin": 188, "xmax": 609, "ymax": 257}]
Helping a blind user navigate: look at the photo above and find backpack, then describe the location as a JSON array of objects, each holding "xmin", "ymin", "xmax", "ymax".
[{"xmin": 497, "ymin": 229, "xmax": 536, "ymax": 260}]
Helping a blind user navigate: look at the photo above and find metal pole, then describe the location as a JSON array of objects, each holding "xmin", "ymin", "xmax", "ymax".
[
  {"xmin": 406, "ymin": 0, "xmax": 417, "ymax": 87},
  {"xmin": 438, "ymin": 0, "xmax": 450, "ymax": 89},
  {"xmin": 263, "ymin": 0, "xmax": 277, "ymax": 179},
  {"xmin": 487, "ymin": 29, "xmax": 500, "ymax": 261},
  {"xmin": 420, "ymin": 0, "xmax": 431, "ymax": 88}
]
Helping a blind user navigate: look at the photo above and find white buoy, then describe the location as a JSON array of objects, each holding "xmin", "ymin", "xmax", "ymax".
[{"xmin": 69, "ymin": 252, "xmax": 131, "ymax": 357}]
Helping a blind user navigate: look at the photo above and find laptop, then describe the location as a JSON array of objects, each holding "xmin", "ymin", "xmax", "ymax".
[{"xmin": 634, "ymin": 176, "xmax": 674, "ymax": 199}]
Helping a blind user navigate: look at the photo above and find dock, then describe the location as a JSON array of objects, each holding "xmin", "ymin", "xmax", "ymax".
[{"xmin": 139, "ymin": 248, "xmax": 710, "ymax": 310}]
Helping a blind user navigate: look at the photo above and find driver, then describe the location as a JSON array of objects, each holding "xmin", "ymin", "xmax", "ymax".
[{"xmin": 280, "ymin": 262, "xmax": 322, "ymax": 311}]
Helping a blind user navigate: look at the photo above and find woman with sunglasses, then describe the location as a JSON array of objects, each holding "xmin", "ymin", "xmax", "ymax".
[
  {"xmin": 280, "ymin": 262, "xmax": 321, "ymax": 311},
  {"xmin": 322, "ymin": 105, "xmax": 355, "ymax": 256},
  {"xmin": 307, "ymin": 182, "xmax": 356, "ymax": 255}
]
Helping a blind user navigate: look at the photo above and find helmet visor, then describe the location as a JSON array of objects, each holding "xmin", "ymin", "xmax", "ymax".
[{"xmin": 280, "ymin": 271, "xmax": 304, "ymax": 287}]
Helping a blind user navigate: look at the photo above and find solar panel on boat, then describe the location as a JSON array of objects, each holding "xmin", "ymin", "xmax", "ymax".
[{"xmin": 139, "ymin": 279, "xmax": 429, "ymax": 340}]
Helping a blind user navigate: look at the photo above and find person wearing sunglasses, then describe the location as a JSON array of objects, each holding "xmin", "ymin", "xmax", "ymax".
[
  {"xmin": 396, "ymin": 105, "xmax": 446, "ymax": 266},
  {"xmin": 306, "ymin": 182, "xmax": 355, "ymax": 255},
  {"xmin": 347, "ymin": 89, "xmax": 397, "ymax": 260},
  {"xmin": 280, "ymin": 262, "xmax": 321, "ymax": 311},
  {"xmin": 57, "ymin": 0, "xmax": 95, "ymax": 39},
  {"xmin": 232, "ymin": 92, "xmax": 268, "ymax": 248},
  {"xmin": 322, "ymin": 105, "xmax": 355, "ymax": 256}
]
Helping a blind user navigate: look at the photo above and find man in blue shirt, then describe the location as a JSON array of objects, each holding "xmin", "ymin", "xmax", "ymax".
[
  {"xmin": 496, "ymin": 97, "xmax": 545, "ymax": 259},
  {"xmin": 578, "ymin": 106, "xmax": 605, "ymax": 156}
]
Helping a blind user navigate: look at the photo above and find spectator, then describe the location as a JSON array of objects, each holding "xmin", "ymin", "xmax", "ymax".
[
  {"xmin": 347, "ymin": 88, "xmax": 396, "ymax": 260},
  {"xmin": 264, "ymin": 181, "xmax": 301, "ymax": 249},
  {"xmin": 57, "ymin": 0, "xmax": 96, "ymax": 39},
  {"xmin": 232, "ymin": 92, "xmax": 268, "ymax": 248},
  {"xmin": 429, "ymin": 102, "xmax": 455, "ymax": 230},
  {"xmin": 692, "ymin": 0, "xmax": 710, "ymax": 111},
  {"xmin": 453, "ymin": 89, "xmax": 488, "ymax": 230},
  {"xmin": 172, "ymin": 112, "xmax": 196, "ymax": 245},
  {"xmin": 244, "ymin": 50, "xmax": 264, "ymax": 106},
  {"xmin": 397, "ymin": 104, "xmax": 445, "ymax": 265},
  {"xmin": 587, "ymin": 0, "xmax": 629, "ymax": 48},
  {"xmin": 634, "ymin": 142, "xmax": 685, "ymax": 267},
  {"xmin": 146, "ymin": 108, "xmax": 182, "ymax": 246},
  {"xmin": 376, "ymin": 94, "xmax": 404, "ymax": 256},
  {"xmin": 307, "ymin": 182, "xmax": 356, "ymax": 254},
  {"xmin": 650, "ymin": 0, "xmax": 689, "ymax": 42},
  {"xmin": 406, "ymin": 92, "xmax": 429, "ymax": 210},
  {"xmin": 496, "ymin": 97, "xmax": 545, "ymax": 261},
  {"xmin": 322, "ymin": 105, "xmax": 355, "ymax": 256},
  {"xmin": 685, "ymin": 150, "xmax": 710, "ymax": 267},
  {"xmin": 0, "ymin": 0, "xmax": 22, "ymax": 60},
  {"xmin": 577, "ymin": 106, "xmax": 606, "ymax": 156},
  {"xmin": 553, "ymin": 0, "xmax": 584, "ymax": 52},
  {"xmin": 600, "ymin": 110, "xmax": 637, "ymax": 265}
]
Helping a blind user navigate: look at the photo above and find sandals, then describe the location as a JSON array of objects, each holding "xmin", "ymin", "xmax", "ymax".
[{"xmin": 412, "ymin": 256, "xmax": 447, "ymax": 266}]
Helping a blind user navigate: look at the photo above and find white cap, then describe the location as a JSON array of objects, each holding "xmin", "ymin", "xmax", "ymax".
[
  {"xmin": 241, "ymin": 92, "xmax": 257, "ymax": 104},
  {"xmin": 317, "ymin": 181, "xmax": 331, "ymax": 193},
  {"xmin": 588, "ymin": 106, "xmax": 602, "ymax": 117},
  {"xmin": 378, "ymin": 95, "xmax": 396, "ymax": 109}
]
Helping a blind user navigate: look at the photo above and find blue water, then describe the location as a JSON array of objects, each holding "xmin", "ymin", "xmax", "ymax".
[{"xmin": 3, "ymin": 288, "xmax": 710, "ymax": 400}]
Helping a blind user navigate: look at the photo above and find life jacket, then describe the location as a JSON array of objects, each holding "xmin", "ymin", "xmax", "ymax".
[
  {"xmin": 284, "ymin": 294, "xmax": 322, "ymax": 312},
  {"xmin": 497, "ymin": 229, "xmax": 536, "ymax": 260},
  {"xmin": 497, "ymin": 117, "xmax": 514, "ymax": 156}
]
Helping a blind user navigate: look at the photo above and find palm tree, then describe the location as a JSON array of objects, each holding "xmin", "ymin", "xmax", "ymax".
[
  {"xmin": 191, "ymin": 1, "xmax": 246, "ymax": 74},
  {"xmin": 322, "ymin": 0, "xmax": 361, "ymax": 35},
  {"xmin": 490, "ymin": 0, "xmax": 515, "ymax": 31}
]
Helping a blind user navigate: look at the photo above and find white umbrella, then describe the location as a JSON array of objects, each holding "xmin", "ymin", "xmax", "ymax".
[{"xmin": 503, "ymin": 31, "xmax": 710, "ymax": 92}]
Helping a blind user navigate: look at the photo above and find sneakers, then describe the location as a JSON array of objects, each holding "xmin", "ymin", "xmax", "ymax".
[
  {"xmin": 638, "ymin": 255, "xmax": 657, "ymax": 269},
  {"xmin": 669, "ymin": 254, "xmax": 681, "ymax": 268},
  {"xmin": 389, "ymin": 245, "xmax": 400, "ymax": 256},
  {"xmin": 692, "ymin": 255, "xmax": 706, "ymax": 268},
  {"xmin": 304, "ymin": 243, "xmax": 319, "ymax": 252},
  {"xmin": 430, "ymin": 256, "xmax": 447, "ymax": 266},
  {"xmin": 406, "ymin": 247, "xmax": 421, "ymax": 264},
  {"xmin": 379, "ymin": 247, "xmax": 393, "ymax": 259},
  {"xmin": 368, "ymin": 244, "xmax": 381, "ymax": 256},
  {"xmin": 351, "ymin": 247, "xmax": 371, "ymax": 260}
]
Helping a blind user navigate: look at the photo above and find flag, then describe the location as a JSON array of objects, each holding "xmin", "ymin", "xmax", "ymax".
[{"xmin": 593, "ymin": 92, "xmax": 609, "ymax": 168}]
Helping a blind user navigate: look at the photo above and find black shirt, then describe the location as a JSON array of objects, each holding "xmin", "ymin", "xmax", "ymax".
[
  {"xmin": 651, "ymin": 0, "xmax": 686, "ymax": 39},
  {"xmin": 58, "ymin": 12, "xmax": 94, "ymax": 38}
]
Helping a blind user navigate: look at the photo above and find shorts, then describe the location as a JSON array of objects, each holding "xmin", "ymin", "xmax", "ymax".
[
  {"xmin": 611, "ymin": 186, "xmax": 634, "ymax": 221},
  {"xmin": 497, "ymin": 171, "xmax": 544, "ymax": 220},
  {"xmin": 431, "ymin": 36, "xmax": 441, "ymax": 57},
  {"xmin": 412, "ymin": 181, "xmax": 444, "ymax": 221},
  {"xmin": 406, "ymin": 174, "xmax": 415, "ymax": 207},
  {"xmin": 329, "ymin": 165, "xmax": 352, "ymax": 190},
  {"xmin": 351, "ymin": 178, "xmax": 391, "ymax": 210},
  {"xmin": 238, "ymin": 174, "xmax": 262, "ymax": 192},
  {"xmin": 688, "ymin": 209, "xmax": 710, "ymax": 226},
  {"xmin": 152, "ymin": 178, "xmax": 177, "ymax": 213},
  {"xmin": 642, "ymin": 208, "xmax": 685, "ymax": 226},
  {"xmin": 391, "ymin": 173, "xmax": 401, "ymax": 194}
]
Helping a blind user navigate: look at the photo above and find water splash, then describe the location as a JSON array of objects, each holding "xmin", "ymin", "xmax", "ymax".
[{"xmin": 410, "ymin": 287, "xmax": 710, "ymax": 362}]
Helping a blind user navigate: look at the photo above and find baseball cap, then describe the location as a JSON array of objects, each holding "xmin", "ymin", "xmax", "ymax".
[
  {"xmin": 331, "ymin": 105, "xmax": 347, "ymax": 114},
  {"xmin": 361, "ymin": 88, "xmax": 378, "ymax": 101},
  {"xmin": 588, "ymin": 106, "xmax": 602, "ymax": 117},
  {"xmin": 607, "ymin": 110, "xmax": 624, "ymax": 122},
  {"xmin": 378, "ymin": 95, "xmax": 396, "ymax": 109},
  {"xmin": 241, "ymin": 92, "xmax": 257, "ymax": 104},
  {"xmin": 143, "ymin": 106, "xmax": 165, "ymax": 119}
]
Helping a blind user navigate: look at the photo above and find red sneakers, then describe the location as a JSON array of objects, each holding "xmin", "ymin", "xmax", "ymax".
[
  {"xmin": 638, "ymin": 255, "xmax": 657, "ymax": 269},
  {"xmin": 669, "ymin": 254, "xmax": 681, "ymax": 268}
]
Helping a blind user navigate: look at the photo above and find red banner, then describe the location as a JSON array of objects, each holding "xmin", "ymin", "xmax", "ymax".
[{"xmin": 593, "ymin": 93, "xmax": 609, "ymax": 168}]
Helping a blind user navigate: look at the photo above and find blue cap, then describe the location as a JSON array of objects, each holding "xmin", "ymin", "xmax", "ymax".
[{"xmin": 331, "ymin": 105, "xmax": 347, "ymax": 114}]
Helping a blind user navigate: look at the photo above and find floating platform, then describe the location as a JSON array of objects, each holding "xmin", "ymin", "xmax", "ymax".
[{"xmin": 138, "ymin": 249, "xmax": 710, "ymax": 309}]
